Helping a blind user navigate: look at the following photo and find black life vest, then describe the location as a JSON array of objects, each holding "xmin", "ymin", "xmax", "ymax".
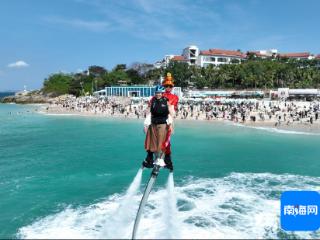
[{"xmin": 151, "ymin": 97, "xmax": 169, "ymax": 124}]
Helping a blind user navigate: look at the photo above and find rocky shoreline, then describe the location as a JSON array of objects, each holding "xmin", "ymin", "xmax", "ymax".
[{"xmin": 0, "ymin": 90, "xmax": 56, "ymax": 104}]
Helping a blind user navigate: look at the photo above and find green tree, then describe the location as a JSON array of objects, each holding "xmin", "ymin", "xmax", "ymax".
[
  {"xmin": 166, "ymin": 61, "xmax": 192, "ymax": 88},
  {"xmin": 88, "ymin": 65, "xmax": 108, "ymax": 78},
  {"xmin": 126, "ymin": 69, "xmax": 144, "ymax": 85},
  {"xmin": 68, "ymin": 76, "xmax": 82, "ymax": 97},
  {"xmin": 145, "ymin": 68, "xmax": 164, "ymax": 85},
  {"xmin": 114, "ymin": 64, "xmax": 127, "ymax": 71},
  {"xmin": 43, "ymin": 73, "xmax": 73, "ymax": 95},
  {"xmin": 41, "ymin": 58, "xmax": 320, "ymax": 96},
  {"xmin": 105, "ymin": 70, "xmax": 130, "ymax": 86}
]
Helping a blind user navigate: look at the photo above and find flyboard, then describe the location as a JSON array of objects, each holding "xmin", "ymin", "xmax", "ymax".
[{"xmin": 132, "ymin": 153, "xmax": 170, "ymax": 239}]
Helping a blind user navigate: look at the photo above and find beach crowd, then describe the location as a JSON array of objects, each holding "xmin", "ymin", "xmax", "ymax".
[{"xmin": 46, "ymin": 95, "xmax": 320, "ymax": 127}]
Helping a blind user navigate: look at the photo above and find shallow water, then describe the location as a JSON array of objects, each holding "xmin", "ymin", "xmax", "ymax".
[{"xmin": 1, "ymin": 103, "xmax": 319, "ymax": 239}]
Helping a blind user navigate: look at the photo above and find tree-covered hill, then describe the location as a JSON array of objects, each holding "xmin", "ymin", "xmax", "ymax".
[{"xmin": 41, "ymin": 58, "xmax": 320, "ymax": 96}]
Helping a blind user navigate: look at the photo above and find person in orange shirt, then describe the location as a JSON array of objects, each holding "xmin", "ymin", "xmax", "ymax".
[
  {"xmin": 161, "ymin": 73, "xmax": 179, "ymax": 170},
  {"xmin": 162, "ymin": 73, "xmax": 179, "ymax": 111}
]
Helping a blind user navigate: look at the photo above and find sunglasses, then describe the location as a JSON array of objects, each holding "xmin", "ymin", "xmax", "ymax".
[{"xmin": 164, "ymin": 85, "xmax": 173, "ymax": 88}]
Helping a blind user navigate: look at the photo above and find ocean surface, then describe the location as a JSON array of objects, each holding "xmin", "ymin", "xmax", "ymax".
[
  {"xmin": 0, "ymin": 92, "xmax": 15, "ymax": 98},
  {"xmin": 0, "ymin": 103, "xmax": 319, "ymax": 239}
]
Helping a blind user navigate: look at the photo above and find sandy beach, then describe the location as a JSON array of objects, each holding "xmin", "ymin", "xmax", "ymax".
[{"xmin": 38, "ymin": 98, "xmax": 320, "ymax": 134}]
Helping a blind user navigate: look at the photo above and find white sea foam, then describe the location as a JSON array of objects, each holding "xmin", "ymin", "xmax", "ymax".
[
  {"xmin": 233, "ymin": 123, "xmax": 320, "ymax": 135},
  {"xmin": 44, "ymin": 113, "xmax": 81, "ymax": 116},
  {"xmin": 18, "ymin": 172, "xmax": 320, "ymax": 239}
]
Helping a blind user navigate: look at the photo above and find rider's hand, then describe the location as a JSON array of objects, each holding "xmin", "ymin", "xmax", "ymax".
[{"xmin": 143, "ymin": 126, "xmax": 148, "ymax": 134}]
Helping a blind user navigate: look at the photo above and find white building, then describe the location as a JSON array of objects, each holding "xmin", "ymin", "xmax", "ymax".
[
  {"xmin": 156, "ymin": 45, "xmax": 246, "ymax": 68},
  {"xmin": 278, "ymin": 52, "xmax": 315, "ymax": 60},
  {"xmin": 182, "ymin": 45, "xmax": 199, "ymax": 65},
  {"xmin": 198, "ymin": 49, "xmax": 245, "ymax": 67},
  {"xmin": 247, "ymin": 49, "xmax": 278, "ymax": 58},
  {"xmin": 156, "ymin": 45, "xmax": 319, "ymax": 69},
  {"xmin": 164, "ymin": 55, "xmax": 175, "ymax": 67},
  {"xmin": 154, "ymin": 54, "xmax": 188, "ymax": 68},
  {"xmin": 272, "ymin": 88, "xmax": 319, "ymax": 100}
]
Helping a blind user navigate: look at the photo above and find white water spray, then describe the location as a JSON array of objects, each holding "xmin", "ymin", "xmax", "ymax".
[
  {"xmin": 19, "ymin": 172, "xmax": 320, "ymax": 239},
  {"xmin": 160, "ymin": 172, "xmax": 180, "ymax": 239},
  {"xmin": 101, "ymin": 168, "xmax": 143, "ymax": 238},
  {"xmin": 167, "ymin": 173, "xmax": 180, "ymax": 238},
  {"xmin": 125, "ymin": 168, "xmax": 143, "ymax": 197}
]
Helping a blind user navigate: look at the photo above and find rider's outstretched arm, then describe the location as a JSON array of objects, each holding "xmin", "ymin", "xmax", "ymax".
[
  {"xmin": 143, "ymin": 105, "xmax": 151, "ymax": 133},
  {"xmin": 167, "ymin": 104, "xmax": 175, "ymax": 133}
]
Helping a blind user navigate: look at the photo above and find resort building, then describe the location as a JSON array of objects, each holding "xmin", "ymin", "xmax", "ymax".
[
  {"xmin": 197, "ymin": 49, "xmax": 245, "ymax": 67},
  {"xmin": 182, "ymin": 45, "xmax": 200, "ymax": 65},
  {"xmin": 247, "ymin": 49, "xmax": 278, "ymax": 58},
  {"xmin": 278, "ymin": 52, "xmax": 314, "ymax": 60},
  {"xmin": 271, "ymin": 88, "xmax": 320, "ymax": 100},
  {"xmin": 157, "ymin": 45, "xmax": 245, "ymax": 68},
  {"xmin": 154, "ymin": 55, "xmax": 189, "ymax": 68},
  {"xmin": 166, "ymin": 55, "xmax": 189, "ymax": 65},
  {"xmin": 162, "ymin": 55, "xmax": 189, "ymax": 67},
  {"xmin": 94, "ymin": 86, "xmax": 182, "ymax": 98},
  {"xmin": 154, "ymin": 45, "xmax": 320, "ymax": 69}
]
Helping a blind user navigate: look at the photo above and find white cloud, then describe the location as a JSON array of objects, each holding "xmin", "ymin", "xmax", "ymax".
[
  {"xmin": 7, "ymin": 60, "xmax": 29, "ymax": 68},
  {"xmin": 64, "ymin": 0, "xmax": 220, "ymax": 41},
  {"xmin": 44, "ymin": 16, "xmax": 110, "ymax": 32},
  {"xmin": 61, "ymin": 0, "xmax": 258, "ymax": 46}
]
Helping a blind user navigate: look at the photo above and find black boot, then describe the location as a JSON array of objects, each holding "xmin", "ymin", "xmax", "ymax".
[
  {"xmin": 142, "ymin": 151, "xmax": 154, "ymax": 168},
  {"xmin": 164, "ymin": 154, "xmax": 173, "ymax": 171}
]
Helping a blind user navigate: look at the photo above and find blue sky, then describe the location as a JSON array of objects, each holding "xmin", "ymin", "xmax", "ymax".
[{"xmin": 0, "ymin": 0, "xmax": 319, "ymax": 91}]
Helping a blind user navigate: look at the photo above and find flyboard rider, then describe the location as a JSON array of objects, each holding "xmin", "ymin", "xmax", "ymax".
[
  {"xmin": 161, "ymin": 72, "xmax": 179, "ymax": 168},
  {"xmin": 142, "ymin": 73, "xmax": 178, "ymax": 171}
]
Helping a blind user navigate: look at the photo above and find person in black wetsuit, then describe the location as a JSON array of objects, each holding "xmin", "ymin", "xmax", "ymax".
[{"xmin": 142, "ymin": 85, "xmax": 174, "ymax": 171}]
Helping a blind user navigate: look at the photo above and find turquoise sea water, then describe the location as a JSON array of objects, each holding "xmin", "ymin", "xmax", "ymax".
[{"xmin": 0, "ymin": 103, "xmax": 320, "ymax": 239}]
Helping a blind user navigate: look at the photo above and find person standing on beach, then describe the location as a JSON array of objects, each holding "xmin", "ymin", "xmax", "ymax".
[
  {"xmin": 142, "ymin": 85, "xmax": 175, "ymax": 171},
  {"xmin": 162, "ymin": 72, "xmax": 179, "ymax": 170}
]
